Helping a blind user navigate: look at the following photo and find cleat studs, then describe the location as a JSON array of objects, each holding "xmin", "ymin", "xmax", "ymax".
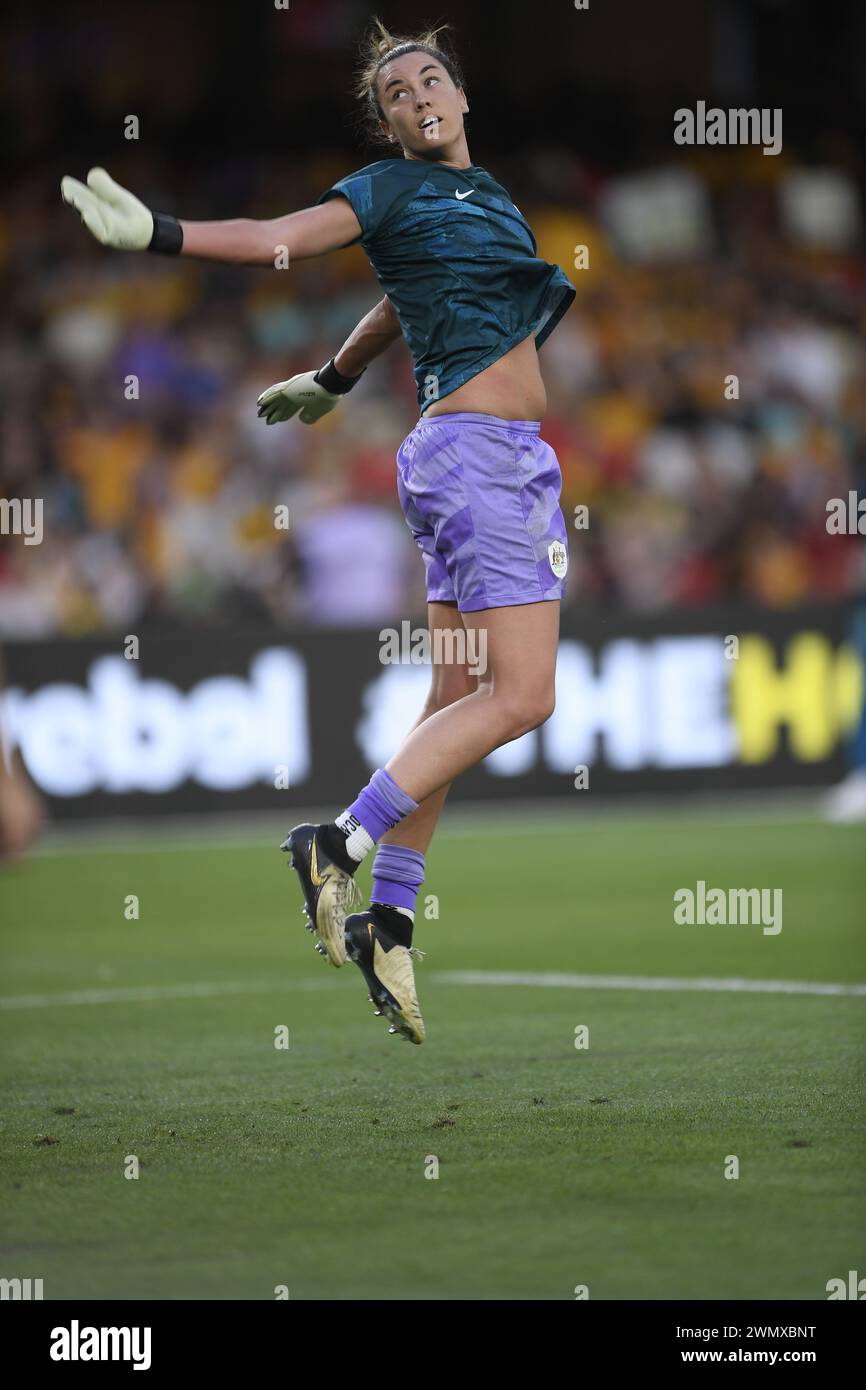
[{"xmin": 314, "ymin": 942, "xmax": 327, "ymax": 956}]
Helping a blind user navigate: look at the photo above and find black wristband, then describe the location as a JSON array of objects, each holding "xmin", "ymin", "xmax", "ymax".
[
  {"xmin": 147, "ymin": 211, "xmax": 183, "ymax": 256},
  {"xmin": 313, "ymin": 357, "xmax": 365, "ymax": 395}
]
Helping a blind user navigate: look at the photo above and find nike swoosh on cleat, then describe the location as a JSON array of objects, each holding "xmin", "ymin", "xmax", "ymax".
[
  {"xmin": 310, "ymin": 840, "xmax": 327, "ymax": 887},
  {"xmin": 455, "ymin": 189, "xmax": 474, "ymax": 200}
]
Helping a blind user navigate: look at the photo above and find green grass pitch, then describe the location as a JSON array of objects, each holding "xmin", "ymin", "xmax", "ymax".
[{"xmin": 1, "ymin": 806, "xmax": 864, "ymax": 1300}]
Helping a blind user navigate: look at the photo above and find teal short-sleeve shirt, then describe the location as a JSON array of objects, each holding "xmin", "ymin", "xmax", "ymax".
[{"xmin": 317, "ymin": 158, "xmax": 576, "ymax": 414}]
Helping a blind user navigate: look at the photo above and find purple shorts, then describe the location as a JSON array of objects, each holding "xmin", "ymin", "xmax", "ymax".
[{"xmin": 396, "ymin": 412, "xmax": 569, "ymax": 612}]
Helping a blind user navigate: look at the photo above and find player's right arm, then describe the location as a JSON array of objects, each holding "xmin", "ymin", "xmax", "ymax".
[
  {"xmin": 60, "ymin": 167, "xmax": 362, "ymax": 263},
  {"xmin": 257, "ymin": 295, "xmax": 404, "ymax": 426}
]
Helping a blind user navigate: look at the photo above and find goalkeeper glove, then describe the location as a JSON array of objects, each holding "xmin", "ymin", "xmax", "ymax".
[
  {"xmin": 60, "ymin": 167, "xmax": 182, "ymax": 254},
  {"xmin": 256, "ymin": 358, "xmax": 365, "ymax": 426}
]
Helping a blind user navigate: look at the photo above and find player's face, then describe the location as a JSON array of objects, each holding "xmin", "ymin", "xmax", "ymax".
[{"xmin": 377, "ymin": 52, "xmax": 468, "ymax": 156}]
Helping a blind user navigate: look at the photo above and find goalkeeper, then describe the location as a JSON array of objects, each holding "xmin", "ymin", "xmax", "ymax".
[{"xmin": 61, "ymin": 19, "xmax": 575, "ymax": 1046}]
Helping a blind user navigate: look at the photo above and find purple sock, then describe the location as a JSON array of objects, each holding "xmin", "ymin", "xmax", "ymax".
[
  {"xmin": 372, "ymin": 845, "xmax": 426, "ymax": 914},
  {"xmin": 336, "ymin": 768, "xmax": 419, "ymax": 857}
]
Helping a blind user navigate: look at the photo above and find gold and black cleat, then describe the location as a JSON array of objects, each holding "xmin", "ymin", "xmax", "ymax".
[
  {"xmin": 280, "ymin": 823, "xmax": 360, "ymax": 968},
  {"xmin": 345, "ymin": 907, "xmax": 426, "ymax": 1044}
]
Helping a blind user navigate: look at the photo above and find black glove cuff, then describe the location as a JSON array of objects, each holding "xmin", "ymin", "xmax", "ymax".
[
  {"xmin": 313, "ymin": 357, "xmax": 365, "ymax": 395},
  {"xmin": 148, "ymin": 211, "xmax": 183, "ymax": 255}
]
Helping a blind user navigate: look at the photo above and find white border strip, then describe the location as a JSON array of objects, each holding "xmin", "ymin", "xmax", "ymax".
[
  {"xmin": 30, "ymin": 792, "xmax": 833, "ymax": 857},
  {"xmin": 1, "ymin": 971, "xmax": 864, "ymax": 1012},
  {"xmin": 432, "ymin": 971, "xmax": 866, "ymax": 997},
  {"xmin": 0, "ymin": 978, "xmax": 339, "ymax": 1011}
]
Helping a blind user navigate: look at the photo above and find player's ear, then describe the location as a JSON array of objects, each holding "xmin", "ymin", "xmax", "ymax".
[
  {"xmin": 380, "ymin": 118, "xmax": 396, "ymax": 144},
  {"xmin": 457, "ymin": 87, "xmax": 469, "ymax": 114}
]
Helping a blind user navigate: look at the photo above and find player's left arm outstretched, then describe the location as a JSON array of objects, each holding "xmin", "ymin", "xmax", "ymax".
[{"xmin": 60, "ymin": 165, "xmax": 362, "ymax": 261}]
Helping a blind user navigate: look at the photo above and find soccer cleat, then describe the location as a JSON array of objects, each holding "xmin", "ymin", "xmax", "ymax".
[
  {"xmin": 280, "ymin": 823, "xmax": 360, "ymax": 967},
  {"xmin": 345, "ymin": 909, "xmax": 426, "ymax": 1044}
]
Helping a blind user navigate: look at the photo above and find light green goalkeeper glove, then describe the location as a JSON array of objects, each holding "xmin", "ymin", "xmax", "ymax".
[
  {"xmin": 257, "ymin": 359, "xmax": 365, "ymax": 426},
  {"xmin": 60, "ymin": 167, "xmax": 182, "ymax": 253}
]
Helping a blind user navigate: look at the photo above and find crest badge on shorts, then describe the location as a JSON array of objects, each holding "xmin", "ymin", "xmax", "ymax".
[{"xmin": 548, "ymin": 539, "xmax": 568, "ymax": 579}]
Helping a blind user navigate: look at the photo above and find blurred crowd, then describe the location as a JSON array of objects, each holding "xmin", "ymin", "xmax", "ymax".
[{"xmin": 1, "ymin": 143, "xmax": 864, "ymax": 637}]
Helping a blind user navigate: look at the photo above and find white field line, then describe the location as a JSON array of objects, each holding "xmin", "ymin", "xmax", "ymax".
[
  {"xmin": 30, "ymin": 794, "xmax": 831, "ymax": 857},
  {"xmin": 0, "ymin": 978, "xmax": 340, "ymax": 1011},
  {"xmin": 431, "ymin": 971, "xmax": 866, "ymax": 997},
  {"xmin": 1, "ymin": 971, "xmax": 864, "ymax": 1012}
]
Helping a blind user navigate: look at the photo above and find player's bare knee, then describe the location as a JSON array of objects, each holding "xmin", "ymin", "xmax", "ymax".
[
  {"xmin": 509, "ymin": 690, "xmax": 555, "ymax": 737},
  {"xmin": 535, "ymin": 689, "xmax": 556, "ymax": 728},
  {"xmin": 479, "ymin": 684, "xmax": 555, "ymax": 740}
]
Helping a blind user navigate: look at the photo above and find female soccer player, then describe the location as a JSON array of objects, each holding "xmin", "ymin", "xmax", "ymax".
[{"xmin": 61, "ymin": 20, "xmax": 575, "ymax": 1045}]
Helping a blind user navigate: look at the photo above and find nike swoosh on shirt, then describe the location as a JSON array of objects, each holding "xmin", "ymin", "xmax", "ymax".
[{"xmin": 455, "ymin": 189, "xmax": 474, "ymax": 200}]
